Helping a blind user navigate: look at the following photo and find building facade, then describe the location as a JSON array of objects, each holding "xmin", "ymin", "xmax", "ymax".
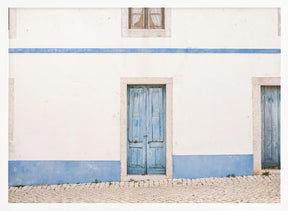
[{"xmin": 8, "ymin": 8, "xmax": 281, "ymax": 186}]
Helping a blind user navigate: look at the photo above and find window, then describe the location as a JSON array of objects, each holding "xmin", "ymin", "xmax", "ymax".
[
  {"xmin": 122, "ymin": 8, "xmax": 170, "ymax": 37},
  {"xmin": 129, "ymin": 8, "xmax": 165, "ymax": 29}
]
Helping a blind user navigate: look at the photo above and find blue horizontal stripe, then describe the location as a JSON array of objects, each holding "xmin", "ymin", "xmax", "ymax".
[
  {"xmin": 9, "ymin": 160, "xmax": 120, "ymax": 186},
  {"xmin": 9, "ymin": 48, "xmax": 281, "ymax": 54},
  {"xmin": 173, "ymin": 154, "xmax": 253, "ymax": 179}
]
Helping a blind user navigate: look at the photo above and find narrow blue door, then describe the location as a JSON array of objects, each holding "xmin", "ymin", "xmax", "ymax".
[
  {"xmin": 261, "ymin": 86, "xmax": 281, "ymax": 169},
  {"xmin": 127, "ymin": 85, "xmax": 166, "ymax": 175}
]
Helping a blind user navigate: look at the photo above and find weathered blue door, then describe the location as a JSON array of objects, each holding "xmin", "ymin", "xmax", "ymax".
[
  {"xmin": 261, "ymin": 86, "xmax": 281, "ymax": 169},
  {"xmin": 127, "ymin": 85, "xmax": 166, "ymax": 174}
]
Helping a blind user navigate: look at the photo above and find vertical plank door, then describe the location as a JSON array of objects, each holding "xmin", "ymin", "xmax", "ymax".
[
  {"xmin": 261, "ymin": 86, "xmax": 281, "ymax": 169},
  {"xmin": 127, "ymin": 85, "xmax": 166, "ymax": 175},
  {"xmin": 147, "ymin": 87, "xmax": 166, "ymax": 174},
  {"xmin": 127, "ymin": 87, "xmax": 147, "ymax": 174}
]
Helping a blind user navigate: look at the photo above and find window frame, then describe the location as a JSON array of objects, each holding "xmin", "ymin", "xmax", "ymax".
[
  {"xmin": 128, "ymin": 8, "xmax": 165, "ymax": 30},
  {"xmin": 122, "ymin": 8, "xmax": 171, "ymax": 38}
]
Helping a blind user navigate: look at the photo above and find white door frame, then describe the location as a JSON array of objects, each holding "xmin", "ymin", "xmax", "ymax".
[
  {"xmin": 120, "ymin": 77, "xmax": 173, "ymax": 181},
  {"xmin": 252, "ymin": 77, "xmax": 280, "ymax": 174}
]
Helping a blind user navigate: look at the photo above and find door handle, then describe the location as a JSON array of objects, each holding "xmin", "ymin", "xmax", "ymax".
[{"xmin": 143, "ymin": 135, "xmax": 148, "ymax": 137}]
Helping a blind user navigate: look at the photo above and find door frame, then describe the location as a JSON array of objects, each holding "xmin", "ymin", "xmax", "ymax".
[
  {"xmin": 120, "ymin": 77, "xmax": 173, "ymax": 181},
  {"xmin": 252, "ymin": 77, "xmax": 280, "ymax": 174}
]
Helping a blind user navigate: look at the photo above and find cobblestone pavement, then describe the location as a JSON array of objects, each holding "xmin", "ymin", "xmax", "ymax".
[{"xmin": 8, "ymin": 172, "xmax": 280, "ymax": 203}]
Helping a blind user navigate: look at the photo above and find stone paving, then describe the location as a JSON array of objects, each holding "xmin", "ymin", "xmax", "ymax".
[{"xmin": 8, "ymin": 172, "xmax": 280, "ymax": 203}]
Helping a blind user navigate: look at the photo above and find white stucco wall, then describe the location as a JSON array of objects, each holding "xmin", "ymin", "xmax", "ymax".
[
  {"xmin": 10, "ymin": 8, "xmax": 280, "ymax": 48},
  {"xmin": 9, "ymin": 8, "xmax": 280, "ymax": 160}
]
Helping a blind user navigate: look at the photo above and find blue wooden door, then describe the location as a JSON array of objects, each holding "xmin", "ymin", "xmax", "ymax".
[
  {"xmin": 127, "ymin": 86, "xmax": 147, "ymax": 174},
  {"xmin": 147, "ymin": 87, "xmax": 166, "ymax": 174},
  {"xmin": 261, "ymin": 86, "xmax": 281, "ymax": 169},
  {"xmin": 127, "ymin": 85, "xmax": 166, "ymax": 175}
]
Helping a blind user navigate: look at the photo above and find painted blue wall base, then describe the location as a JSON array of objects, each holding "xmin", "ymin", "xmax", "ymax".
[
  {"xmin": 9, "ymin": 155, "xmax": 254, "ymax": 186},
  {"xmin": 9, "ymin": 160, "xmax": 120, "ymax": 186},
  {"xmin": 173, "ymin": 154, "xmax": 253, "ymax": 179}
]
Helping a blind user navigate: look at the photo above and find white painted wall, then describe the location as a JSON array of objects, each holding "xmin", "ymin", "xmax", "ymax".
[
  {"xmin": 9, "ymin": 9, "xmax": 280, "ymax": 160},
  {"xmin": 10, "ymin": 8, "xmax": 280, "ymax": 48}
]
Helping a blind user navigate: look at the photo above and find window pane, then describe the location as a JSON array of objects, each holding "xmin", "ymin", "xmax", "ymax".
[
  {"xmin": 149, "ymin": 8, "xmax": 161, "ymax": 13},
  {"xmin": 148, "ymin": 8, "xmax": 164, "ymax": 29},
  {"xmin": 130, "ymin": 8, "xmax": 145, "ymax": 29}
]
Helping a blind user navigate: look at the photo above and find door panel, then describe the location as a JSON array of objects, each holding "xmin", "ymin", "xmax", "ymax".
[
  {"xmin": 147, "ymin": 87, "xmax": 166, "ymax": 174},
  {"xmin": 127, "ymin": 87, "xmax": 147, "ymax": 174},
  {"xmin": 127, "ymin": 85, "xmax": 166, "ymax": 175},
  {"xmin": 261, "ymin": 86, "xmax": 281, "ymax": 169}
]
